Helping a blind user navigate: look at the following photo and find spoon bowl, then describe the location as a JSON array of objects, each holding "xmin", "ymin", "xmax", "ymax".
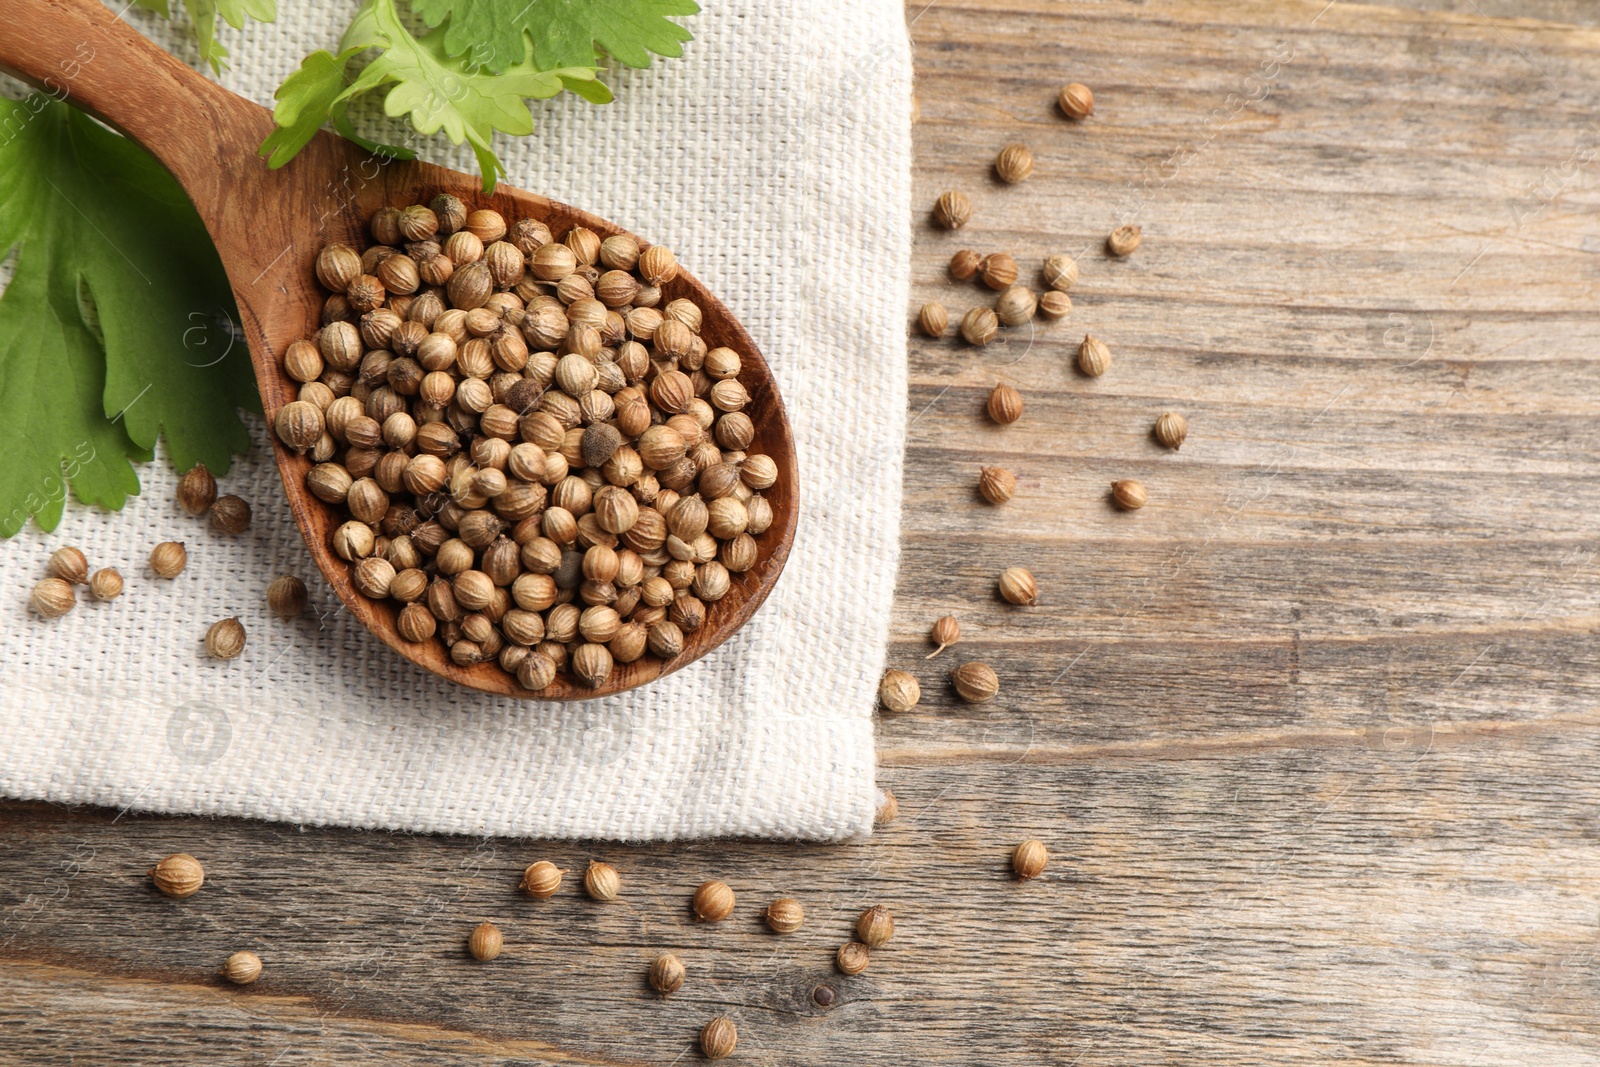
[{"xmin": 0, "ymin": 0, "xmax": 797, "ymax": 699}]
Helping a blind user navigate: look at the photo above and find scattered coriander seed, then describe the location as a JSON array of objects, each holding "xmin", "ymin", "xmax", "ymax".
[
  {"xmin": 876, "ymin": 789, "xmax": 900, "ymax": 824},
  {"xmin": 836, "ymin": 941, "xmax": 871, "ymax": 975},
  {"xmin": 994, "ymin": 285, "xmax": 1037, "ymax": 327},
  {"xmin": 584, "ymin": 860, "xmax": 621, "ymax": 901},
  {"xmin": 813, "ymin": 984, "xmax": 836, "ymax": 1007},
  {"xmin": 467, "ymin": 921, "xmax": 503, "ymax": 961},
  {"xmin": 926, "ymin": 615, "xmax": 960, "ymax": 658},
  {"xmin": 210, "ymin": 495, "xmax": 252, "ymax": 535},
  {"xmin": 29, "ymin": 577, "xmax": 76, "ymax": 619},
  {"xmin": 879, "ymin": 669, "xmax": 921, "ymax": 713},
  {"xmin": 648, "ymin": 952, "xmax": 686, "ymax": 995},
  {"xmin": 1037, "ymin": 291, "xmax": 1072, "ymax": 320},
  {"xmin": 978, "ymin": 466, "xmax": 1016, "ymax": 505},
  {"xmin": 932, "ymin": 190, "xmax": 972, "ymax": 230},
  {"xmin": 89, "ymin": 567, "xmax": 123, "ymax": 602},
  {"xmin": 764, "ymin": 897, "xmax": 804, "ymax": 934},
  {"xmin": 1077, "ymin": 334, "xmax": 1112, "ymax": 377},
  {"xmin": 1112, "ymin": 479, "xmax": 1148, "ymax": 510},
  {"xmin": 1107, "ymin": 224, "xmax": 1142, "ymax": 257},
  {"xmin": 987, "ymin": 383, "xmax": 1023, "ymax": 425},
  {"xmin": 150, "ymin": 541, "xmax": 187, "ymax": 578},
  {"xmin": 45, "ymin": 546, "xmax": 89, "ymax": 585},
  {"xmin": 950, "ymin": 662, "xmax": 1000, "ymax": 703},
  {"xmin": 961, "ymin": 307, "xmax": 999, "ymax": 347},
  {"xmin": 949, "ymin": 249, "xmax": 982, "ymax": 281},
  {"xmin": 693, "ymin": 880, "xmax": 736, "ymax": 922},
  {"xmin": 979, "ymin": 252, "xmax": 1019, "ymax": 290},
  {"xmin": 266, "ymin": 575, "xmax": 308, "ymax": 619},
  {"xmin": 521, "ymin": 860, "xmax": 567, "ymax": 898},
  {"xmin": 919, "ymin": 302, "xmax": 949, "ymax": 338},
  {"xmin": 700, "ymin": 1016, "xmax": 738, "ymax": 1060},
  {"xmin": 994, "ymin": 143, "xmax": 1035, "ymax": 184},
  {"xmin": 222, "ymin": 950, "xmax": 263, "ymax": 985},
  {"xmin": 1059, "ymin": 82, "xmax": 1094, "ymax": 119},
  {"xmin": 998, "ymin": 566, "xmax": 1038, "ymax": 606},
  {"xmin": 150, "ymin": 853, "xmax": 205, "ymax": 898},
  {"xmin": 1042, "ymin": 254, "xmax": 1079, "ymax": 292},
  {"xmin": 205, "ymin": 617, "xmax": 247, "ymax": 660},
  {"xmin": 1013, "ymin": 839, "xmax": 1049, "ymax": 880},
  {"xmin": 1155, "ymin": 412, "xmax": 1188, "ymax": 450},
  {"xmin": 856, "ymin": 905, "xmax": 895, "ymax": 948}
]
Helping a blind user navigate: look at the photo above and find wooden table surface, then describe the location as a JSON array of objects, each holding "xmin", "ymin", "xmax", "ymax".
[{"xmin": 6, "ymin": 1, "xmax": 1600, "ymax": 1062}]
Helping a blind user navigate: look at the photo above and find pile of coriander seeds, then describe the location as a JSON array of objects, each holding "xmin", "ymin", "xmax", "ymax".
[{"xmin": 273, "ymin": 194, "xmax": 778, "ymax": 692}]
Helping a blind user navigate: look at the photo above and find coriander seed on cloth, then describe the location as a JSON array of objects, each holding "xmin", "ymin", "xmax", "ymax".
[{"xmin": 0, "ymin": 0, "xmax": 910, "ymax": 841}]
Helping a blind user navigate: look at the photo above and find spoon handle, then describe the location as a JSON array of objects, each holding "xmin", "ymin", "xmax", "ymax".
[{"xmin": 0, "ymin": 0, "xmax": 272, "ymax": 230}]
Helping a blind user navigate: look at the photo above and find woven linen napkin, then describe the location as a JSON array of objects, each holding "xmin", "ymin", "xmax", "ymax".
[{"xmin": 0, "ymin": 0, "xmax": 910, "ymax": 840}]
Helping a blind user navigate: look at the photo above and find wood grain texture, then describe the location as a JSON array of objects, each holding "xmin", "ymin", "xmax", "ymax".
[
  {"xmin": 0, "ymin": 0, "xmax": 798, "ymax": 700},
  {"xmin": 6, "ymin": 0, "xmax": 1600, "ymax": 1062}
]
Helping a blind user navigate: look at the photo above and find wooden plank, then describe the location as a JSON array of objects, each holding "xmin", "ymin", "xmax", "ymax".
[{"xmin": 6, "ymin": 0, "xmax": 1600, "ymax": 1063}]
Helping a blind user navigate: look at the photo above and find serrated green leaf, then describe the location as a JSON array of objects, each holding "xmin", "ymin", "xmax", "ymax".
[
  {"xmin": 259, "ymin": 47, "xmax": 364, "ymax": 168},
  {"xmin": 410, "ymin": 0, "xmax": 698, "ymax": 74},
  {"xmin": 0, "ymin": 98, "xmax": 256, "ymax": 536}
]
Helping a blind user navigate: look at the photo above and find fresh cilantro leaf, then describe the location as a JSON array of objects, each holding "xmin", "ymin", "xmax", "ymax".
[
  {"xmin": 260, "ymin": 47, "xmax": 364, "ymax": 168},
  {"xmin": 0, "ymin": 98, "xmax": 256, "ymax": 535},
  {"xmin": 136, "ymin": 0, "xmax": 277, "ymax": 74},
  {"xmin": 410, "ymin": 0, "xmax": 699, "ymax": 74}
]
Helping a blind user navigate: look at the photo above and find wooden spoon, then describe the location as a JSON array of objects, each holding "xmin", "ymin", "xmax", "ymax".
[{"xmin": 0, "ymin": 0, "xmax": 797, "ymax": 700}]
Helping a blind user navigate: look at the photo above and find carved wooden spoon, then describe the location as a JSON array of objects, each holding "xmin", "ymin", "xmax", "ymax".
[{"xmin": 0, "ymin": 0, "xmax": 797, "ymax": 699}]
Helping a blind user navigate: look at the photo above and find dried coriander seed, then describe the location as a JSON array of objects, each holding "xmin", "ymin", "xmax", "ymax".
[
  {"xmin": 150, "ymin": 853, "xmax": 205, "ymax": 897},
  {"xmin": 1042, "ymin": 254, "xmax": 1079, "ymax": 292},
  {"xmin": 1037, "ymin": 290, "xmax": 1072, "ymax": 320},
  {"xmin": 649, "ymin": 952, "xmax": 685, "ymax": 995},
  {"xmin": 177, "ymin": 463, "xmax": 218, "ymax": 515},
  {"xmin": 89, "ymin": 567, "xmax": 123, "ymax": 602},
  {"xmin": 994, "ymin": 285, "xmax": 1036, "ymax": 327},
  {"xmin": 1112, "ymin": 479, "xmax": 1148, "ymax": 510},
  {"xmin": 205, "ymin": 617, "xmax": 246, "ymax": 660},
  {"xmin": 836, "ymin": 941, "xmax": 871, "ymax": 975},
  {"xmin": 978, "ymin": 466, "xmax": 1016, "ymax": 504},
  {"xmin": 45, "ymin": 546, "xmax": 88, "ymax": 585},
  {"xmin": 1155, "ymin": 412, "xmax": 1188, "ymax": 450},
  {"xmin": 932, "ymin": 190, "xmax": 972, "ymax": 230},
  {"xmin": 876, "ymin": 789, "xmax": 900, "ymax": 824},
  {"xmin": 998, "ymin": 566, "xmax": 1038, "ymax": 605},
  {"xmin": 961, "ymin": 307, "xmax": 999, "ymax": 347},
  {"xmin": 950, "ymin": 661, "xmax": 1000, "ymax": 703},
  {"xmin": 987, "ymin": 384, "xmax": 1023, "ymax": 425},
  {"xmin": 979, "ymin": 252, "xmax": 1018, "ymax": 291},
  {"xmin": 210, "ymin": 495, "xmax": 252, "ymax": 535},
  {"xmin": 693, "ymin": 880, "xmax": 736, "ymax": 922},
  {"xmin": 700, "ymin": 1016, "xmax": 738, "ymax": 1060},
  {"xmin": 918, "ymin": 302, "xmax": 949, "ymax": 338},
  {"xmin": 150, "ymin": 541, "xmax": 187, "ymax": 578},
  {"xmin": 995, "ymin": 143, "xmax": 1035, "ymax": 183},
  {"xmin": 949, "ymin": 249, "xmax": 982, "ymax": 281},
  {"xmin": 879, "ymin": 669, "xmax": 921, "ymax": 713},
  {"xmin": 584, "ymin": 860, "xmax": 621, "ymax": 901},
  {"xmin": 266, "ymin": 575, "xmax": 308, "ymax": 619},
  {"xmin": 1013, "ymin": 839, "xmax": 1049, "ymax": 880},
  {"xmin": 856, "ymin": 905, "xmax": 895, "ymax": 948},
  {"xmin": 1059, "ymin": 82, "xmax": 1094, "ymax": 119},
  {"xmin": 763, "ymin": 897, "xmax": 804, "ymax": 934},
  {"xmin": 467, "ymin": 921, "xmax": 503, "ymax": 961},
  {"xmin": 926, "ymin": 615, "xmax": 960, "ymax": 658},
  {"xmin": 1107, "ymin": 224, "xmax": 1142, "ymax": 257},
  {"xmin": 521, "ymin": 860, "xmax": 566, "ymax": 898},
  {"xmin": 1077, "ymin": 334, "xmax": 1112, "ymax": 377},
  {"xmin": 222, "ymin": 950, "xmax": 263, "ymax": 985},
  {"xmin": 29, "ymin": 577, "xmax": 76, "ymax": 618}
]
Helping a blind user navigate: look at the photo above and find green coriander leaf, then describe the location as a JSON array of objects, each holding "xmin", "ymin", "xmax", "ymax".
[
  {"xmin": 0, "ymin": 98, "xmax": 256, "ymax": 534},
  {"xmin": 411, "ymin": 0, "xmax": 699, "ymax": 74},
  {"xmin": 259, "ymin": 47, "xmax": 364, "ymax": 168},
  {"xmin": 140, "ymin": 0, "xmax": 277, "ymax": 74}
]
